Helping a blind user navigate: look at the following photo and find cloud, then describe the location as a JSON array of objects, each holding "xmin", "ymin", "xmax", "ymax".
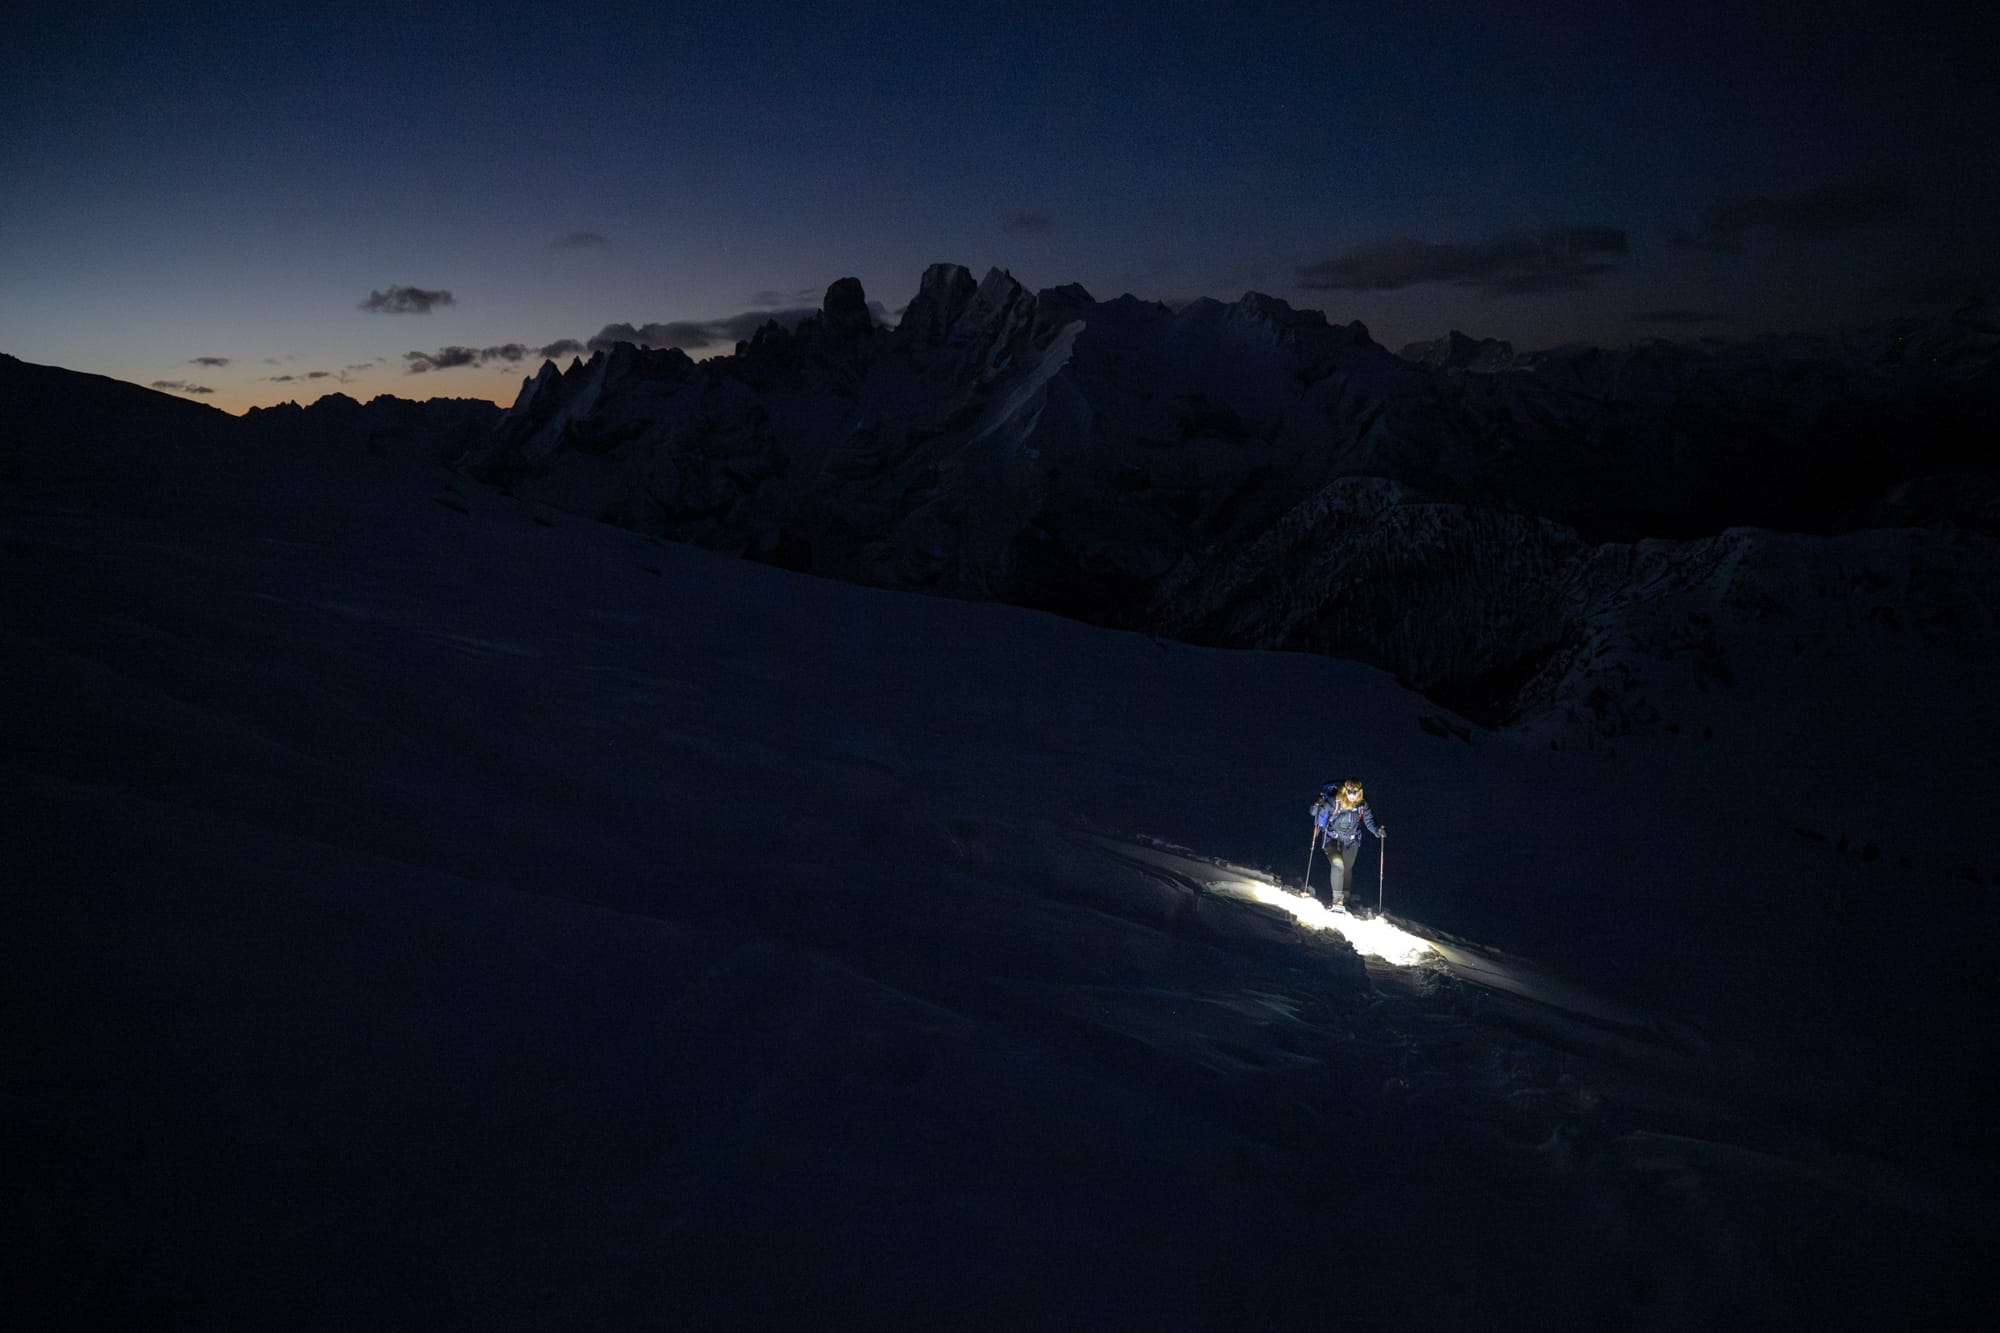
[
  {"xmin": 150, "ymin": 380, "xmax": 215, "ymax": 394},
  {"xmin": 1631, "ymin": 308, "xmax": 1730, "ymax": 325},
  {"xmin": 306, "ymin": 370, "xmax": 332, "ymax": 379},
  {"xmin": 395, "ymin": 300, "xmax": 881, "ymax": 373},
  {"xmin": 402, "ymin": 346, "xmax": 481, "ymax": 373},
  {"xmin": 401, "ymin": 343, "xmax": 545, "ymax": 373},
  {"xmin": 550, "ymin": 231, "xmax": 609, "ymax": 251},
  {"xmin": 1299, "ymin": 225, "xmax": 1629, "ymax": 295},
  {"xmin": 360, "ymin": 285, "xmax": 455, "ymax": 314},
  {"xmin": 725, "ymin": 304, "xmax": 846, "ymax": 339},
  {"xmin": 191, "ymin": 355, "xmax": 230, "ymax": 367},
  {"xmin": 749, "ymin": 287, "xmax": 821, "ymax": 308},
  {"xmin": 267, "ymin": 374, "xmax": 297, "ymax": 382},
  {"xmin": 588, "ymin": 321, "xmax": 719, "ymax": 353},
  {"xmin": 586, "ymin": 306, "xmax": 818, "ymax": 354},
  {"xmin": 343, "ymin": 360, "xmax": 381, "ymax": 372},
  {"xmin": 1002, "ymin": 211, "xmax": 1052, "ymax": 235},
  {"xmin": 1670, "ymin": 178, "xmax": 1913, "ymax": 253}
]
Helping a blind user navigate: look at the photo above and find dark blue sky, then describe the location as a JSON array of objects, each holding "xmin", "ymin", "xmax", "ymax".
[{"xmin": 4, "ymin": 1, "xmax": 1991, "ymax": 411}]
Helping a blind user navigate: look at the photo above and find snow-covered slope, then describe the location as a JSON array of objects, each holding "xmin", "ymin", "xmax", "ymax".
[{"xmin": 6, "ymin": 364, "xmax": 1994, "ymax": 1327}]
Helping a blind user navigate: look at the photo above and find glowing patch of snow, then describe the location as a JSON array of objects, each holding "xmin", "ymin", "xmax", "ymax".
[{"xmin": 1225, "ymin": 879, "xmax": 1437, "ymax": 965}]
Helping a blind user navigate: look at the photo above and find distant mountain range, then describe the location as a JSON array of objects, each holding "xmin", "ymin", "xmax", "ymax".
[{"xmin": 8, "ymin": 266, "xmax": 1997, "ymax": 734}]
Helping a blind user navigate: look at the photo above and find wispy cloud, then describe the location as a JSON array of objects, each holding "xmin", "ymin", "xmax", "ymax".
[
  {"xmin": 150, "ymin": 380, "xmax": 215, "ymax": 395},
  {"xmin": 550, "ymin": 231, "xmax": 610, "ymax": 251},
  {"xmin": 1670, "ymin": 178, "xmax": 1913, "ymax": 253},
  {"xmin": 190, "ymin": 355, "xmax": 230, "ymax": 367},
  {"xmin": 360, "ymin": 285, "xmax": 455, "ymax": 314},
  {"xmin": 749, "ymin": 287, "xmax": 821, "ymax": 308},
  {"xmin": 1002, "ymin": 211, "xmax": 1052, "ymax": 235},
  {"xmin": 1299, "ymin": 225, "xmax": 1629, "ymax": 296},
  {"xmin": 537, "ymin": 338, "xmax": 586, "ymax": 360}
]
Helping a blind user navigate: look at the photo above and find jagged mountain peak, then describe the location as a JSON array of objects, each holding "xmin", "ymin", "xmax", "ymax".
[
  {"xmin": 421, "ymin": 258, "xmax": 1998, "ymax": 726},
  {"xmin": 820, "ymin": 276, "xmax": 874, "ymax": 335},
  {"xmin": 895, "ymin": 262, "xmax": 981, "ymax": 349},
  {"xmin": 965, "ymin": 266, "xmax": 1034, "ymax": 328},
  {"xmin": 506, "ymin": 360, "xmax": 563, "ymax": 415},
  {"xmin": 1225, "ymin": 290, "xmax": 1327, "ymax": 329},
  {"xmin": 1399, "ymin": 330, "xmax": 1515, "ymax": 372}
]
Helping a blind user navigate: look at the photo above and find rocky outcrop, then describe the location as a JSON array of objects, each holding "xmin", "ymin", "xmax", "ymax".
[
  {"xmin": 893, "ymin": 262, "xmax": 980, "ymax": 353},
  {"xmin": 1151, "ymin": 477, "xmax": 1583, "ymax": 714},
  {"xmin": 819, "ymin": 276, "xmax": 875, "ymax": 337},
  {"xmin": 262, "ymin": 266, "xmax": 2000, "ymax": 735}
]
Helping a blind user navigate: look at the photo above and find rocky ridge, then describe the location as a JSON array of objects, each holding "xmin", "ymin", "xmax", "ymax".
[
  {"xmin": 10, "ymin": 267, "xmax": 1995, "ymax": 744},
  {"xmin": 436, "ymin": 267, "xmax": 2000, "ymax": 737}
]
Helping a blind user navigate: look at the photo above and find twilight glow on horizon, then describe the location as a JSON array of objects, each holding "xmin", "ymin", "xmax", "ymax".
[{"xmin": 4, "ymin": 1, "xmax": 1992, "ymax": 415}]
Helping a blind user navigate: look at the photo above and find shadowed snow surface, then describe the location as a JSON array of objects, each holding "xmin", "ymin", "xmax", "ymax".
[{"xmin": 5, "ymin": 399, "xmax": 1995, "ymax": 1329}]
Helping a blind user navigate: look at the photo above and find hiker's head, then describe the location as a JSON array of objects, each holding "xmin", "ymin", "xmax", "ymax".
[{"xmin": 1336, "ymin": 779, "xmax": 1364, "ymax": 807}]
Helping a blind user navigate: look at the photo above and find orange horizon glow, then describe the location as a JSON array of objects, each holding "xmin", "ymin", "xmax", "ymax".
[
  {"xmin": 117, "ymin": 340, "xmax": 746, "ymax": 417},
  {"xmin": 118, "ymin": 363, "xmax": 525, "ymax": 418}
]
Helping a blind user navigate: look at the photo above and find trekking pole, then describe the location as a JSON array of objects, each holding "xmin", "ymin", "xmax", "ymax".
[
  {"xmin": 1303, "ymin": 831, "xmax": 1317, "ymax": 896},
  {"xmin": 1377, "ymin": 833, "xmax": 1387, "ymax": 916}
]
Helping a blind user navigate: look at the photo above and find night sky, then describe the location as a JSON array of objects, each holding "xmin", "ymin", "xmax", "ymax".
[{"xmin": 5, "ymin": 1, "xmax": 1992, "ymax": 414}]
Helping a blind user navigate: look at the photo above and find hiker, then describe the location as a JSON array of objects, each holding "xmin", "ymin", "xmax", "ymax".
[{"xmin": 1309, "ymin": 779, "xmax": 1386, "ymax": 909}]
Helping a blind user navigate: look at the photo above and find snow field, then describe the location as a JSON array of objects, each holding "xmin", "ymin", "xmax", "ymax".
[{"xmin": 5, "ymin": 415, "xmax": 1991, "ymax": 1327}]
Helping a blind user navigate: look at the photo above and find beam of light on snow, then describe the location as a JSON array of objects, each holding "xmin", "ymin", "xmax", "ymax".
[{"xmin": 1222, "ymin": 879, "xmax": 1438, "ymax": 966}]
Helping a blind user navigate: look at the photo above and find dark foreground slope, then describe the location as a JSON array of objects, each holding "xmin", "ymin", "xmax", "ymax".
[{"xmin": 5, "ymin": 361, "xmax": 1996, "ymax": 1328}]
